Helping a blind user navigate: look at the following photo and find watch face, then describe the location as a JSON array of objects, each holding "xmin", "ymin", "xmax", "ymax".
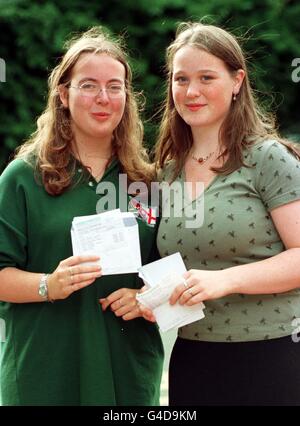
[
  {"xmin": 39, "ymin": 285, "xmax": 47, "ymax": 298},
  {"xmin": 39, "ymin": 274, "xmax": 49, "ymax": 299}
]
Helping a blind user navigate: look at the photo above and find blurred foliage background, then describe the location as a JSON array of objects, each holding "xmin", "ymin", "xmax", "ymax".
[{"xmin": 0, "ymin": 0, "xmax": 299, "ymax": 172}]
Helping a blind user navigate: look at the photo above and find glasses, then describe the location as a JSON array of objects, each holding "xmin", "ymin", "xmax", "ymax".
[{"xmin": 69, "ymin": 81, "xmax": 126, "ymax": 99}]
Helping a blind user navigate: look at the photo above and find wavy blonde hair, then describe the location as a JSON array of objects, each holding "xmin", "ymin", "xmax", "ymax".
[
  {"xmin": 16, "ymin": 27, "xmax": 154, "ymax": 195},
  {"xmin": 155, "ymin": 22, "xmax": 300, "ymax": 177}
]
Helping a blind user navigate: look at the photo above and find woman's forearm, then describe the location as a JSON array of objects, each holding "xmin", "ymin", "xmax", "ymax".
[
  {"xmin": 0, "ymin": 267, "xmax": 44, "ymax": 303},
  {"xmin": 225, "ymin": 248, "xmax": 300, "ymax": 295}
]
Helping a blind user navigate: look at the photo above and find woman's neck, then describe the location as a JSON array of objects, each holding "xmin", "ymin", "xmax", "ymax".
[
  {"xmin": 72, "ymin": 136, "xmax": 113, "ymax": 164},
  {"xmin": 191, "ymin": 126, "xmax": 222, "ymax": 157}
]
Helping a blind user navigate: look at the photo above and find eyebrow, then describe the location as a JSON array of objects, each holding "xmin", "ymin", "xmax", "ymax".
[
  {"xmin": 78, "ymin": 77, "xmax": 124, "ymax": 84},
  {"xmin": 173, "ymin": 69, "xmax": 218, "ymax": 76}
]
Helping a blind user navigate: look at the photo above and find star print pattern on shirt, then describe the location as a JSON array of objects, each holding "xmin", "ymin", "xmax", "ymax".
[{"xmin": 157, "ymin": 140, "xmax": 300, "ymax": 342}]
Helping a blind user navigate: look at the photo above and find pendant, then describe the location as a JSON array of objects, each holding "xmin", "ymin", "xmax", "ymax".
[{"xmin": 191, "ymin": 151, "xmax": 214, "ymax": 165}]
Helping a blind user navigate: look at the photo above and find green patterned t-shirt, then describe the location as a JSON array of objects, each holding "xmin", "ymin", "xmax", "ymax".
[{"xmin": 157, "ymin": 140, "xmax": 300, "ymax": 342}]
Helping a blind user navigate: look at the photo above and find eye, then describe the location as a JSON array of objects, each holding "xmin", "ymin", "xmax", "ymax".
[
  {"xmin": 174, "ymin": 76, "xmax": 188, "ymax": 84},
  {"xmin": 108, "ymin": 84, "xmax": 123, "ymax": 92},
  {"xmin": 80, "ymin": 82, "xmax": 97, "ymax": 91},
  {"xmin": 200, "ymin": 75, "xmax": 213, "ymax": 82}
]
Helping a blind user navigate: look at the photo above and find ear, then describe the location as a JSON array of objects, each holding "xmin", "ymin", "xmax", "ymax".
[
  {"xmin": 58, "ymin": 84, "xmax": 69, "ymax": 108},
  {"xmin": 233, "ymin": 69, "xmax": 245, "ymax": 95}
]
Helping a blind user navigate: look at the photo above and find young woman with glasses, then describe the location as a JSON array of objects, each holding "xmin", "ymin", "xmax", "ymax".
[{"xmin": 0, "ymin": 27, "xmax": 163, "ymax": 406}]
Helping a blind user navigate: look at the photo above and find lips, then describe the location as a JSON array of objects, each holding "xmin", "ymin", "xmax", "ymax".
[
  {"xmin": 186, "ymin": 104, "xmax": 206, "ymax": 111},
  {"xmin": 91, "ymin": 112, "xmax": 110, "ymax": 120}
]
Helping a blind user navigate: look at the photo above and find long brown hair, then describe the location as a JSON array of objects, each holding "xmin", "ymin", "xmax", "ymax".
[
  {"xmin": 155, "ymin": 22, "xmax": 300, "ymax": 178},
  {"xmin": 16, "ymin": 27, "xmax": 154, "ymax": 195}
]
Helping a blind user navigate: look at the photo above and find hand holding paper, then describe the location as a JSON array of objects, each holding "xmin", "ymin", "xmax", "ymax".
[
  {"xmin": 137, "ymin": 253, "xmax": 205, "ymax": 332},
  {"xmin": 71, "ymin": 209, "xmax": 141, "ymax": 275}
]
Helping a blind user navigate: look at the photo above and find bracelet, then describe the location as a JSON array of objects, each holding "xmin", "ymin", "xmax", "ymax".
[{"xmin": 38, "ymin": 273, "xmax": 54, "ymax": 303}]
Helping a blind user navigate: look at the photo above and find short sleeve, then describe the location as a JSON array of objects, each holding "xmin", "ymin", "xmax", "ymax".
[
  {"xmin": 0, "ymin": 160, "xmax": 28, "ymax": 270},
  {"xmin": 254, "ymin": 140, "xmax": 300, "ymax": 211}
]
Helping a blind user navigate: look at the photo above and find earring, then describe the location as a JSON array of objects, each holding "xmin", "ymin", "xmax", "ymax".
[{"xmin": 233, "ymin": 93, "xmax": 237, "ymax": 101}]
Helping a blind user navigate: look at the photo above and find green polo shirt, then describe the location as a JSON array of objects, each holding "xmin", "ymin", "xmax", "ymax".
[
  {"xmin": 0, "ymin": 157, "xmax": 163, "ymax": 405},
  {"xmin": 157, "ymin": 140, "xmax": 300, "ymax": 342}
]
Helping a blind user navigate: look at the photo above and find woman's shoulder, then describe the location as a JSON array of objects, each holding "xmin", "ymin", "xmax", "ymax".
[
  {"xmin": 248, "ymin": 138, "xmax": 293, "ymax": 156},
  {"xmin": 245, "ymin": 139, "xmax": 299, "ymax": 166},
  {"xmin": 0, "ymin": 158, "xmax": 35, "ymax": 185}
]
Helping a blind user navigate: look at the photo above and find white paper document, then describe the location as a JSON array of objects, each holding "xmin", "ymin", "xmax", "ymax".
[
  {"xmin": 137, "ymin": 253, "xmax": 205, "ymax": 332},
  {"xmin": 71, "ymin": 209, "xmax": 141, "ymax": 275}
]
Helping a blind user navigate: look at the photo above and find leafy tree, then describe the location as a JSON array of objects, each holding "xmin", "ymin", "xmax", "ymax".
[{"xmin": 0, "ymin": 0, "xmax": 299, "ymax": 171}]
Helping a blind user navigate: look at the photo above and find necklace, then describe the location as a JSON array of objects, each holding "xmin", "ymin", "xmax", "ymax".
[{"xmin": 191, "ymin": 151, "xmax": 215, "ymax": 165}]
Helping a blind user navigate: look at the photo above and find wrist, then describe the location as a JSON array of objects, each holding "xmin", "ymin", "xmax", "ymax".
[
  {"xmin": 38, "ymin": 273, "xmax": 54, "ymax": 303},
  {"xmin": 46, "ymin": 274, "xmax": 55, "ymax": 302},
  {"xmin": 221, "ymin": 267, "xmax": 241, "ymax": 295}
]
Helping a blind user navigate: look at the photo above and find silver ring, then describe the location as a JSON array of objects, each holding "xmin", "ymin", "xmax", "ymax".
[
  {"xmin": 183, "ymin": 279, "xmax": 188, "ymax": 288},
  {"xmin": 188, "ymin": 288, "xmax": 193, "ymax": 296}
]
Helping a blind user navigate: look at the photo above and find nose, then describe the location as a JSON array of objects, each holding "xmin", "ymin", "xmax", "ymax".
[
  {"xmin": 95, "ymin": 88, "xmax": 109, "ymax": 103},
  {"xmin": 186, "ymin": 82, "xmax": 201, "ymax": 98}
]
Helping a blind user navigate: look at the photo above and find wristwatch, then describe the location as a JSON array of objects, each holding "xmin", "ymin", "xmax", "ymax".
[{"xmin": 38, "ymin": 273, "xmax": 50, "ymax": 301}]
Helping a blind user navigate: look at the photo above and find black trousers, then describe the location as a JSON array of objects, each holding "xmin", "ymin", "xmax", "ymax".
[{"xmin": 169, "ymin": 336, "xmax": 300, "ymax": 406}]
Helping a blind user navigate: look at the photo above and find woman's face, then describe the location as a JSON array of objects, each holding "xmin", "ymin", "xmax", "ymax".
[
  {"xmin": 59, "ymin": 52, "xmax": 126, "ymax": 144},
  {"xmin": 172, "ymin": 45, "xmax": 244, "ymax": 133}
]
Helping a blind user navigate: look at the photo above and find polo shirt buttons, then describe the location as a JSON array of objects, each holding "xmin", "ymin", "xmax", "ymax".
[{"xmin": 88, "ymin": 181, "xmax": 94, "ymax": 187}]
